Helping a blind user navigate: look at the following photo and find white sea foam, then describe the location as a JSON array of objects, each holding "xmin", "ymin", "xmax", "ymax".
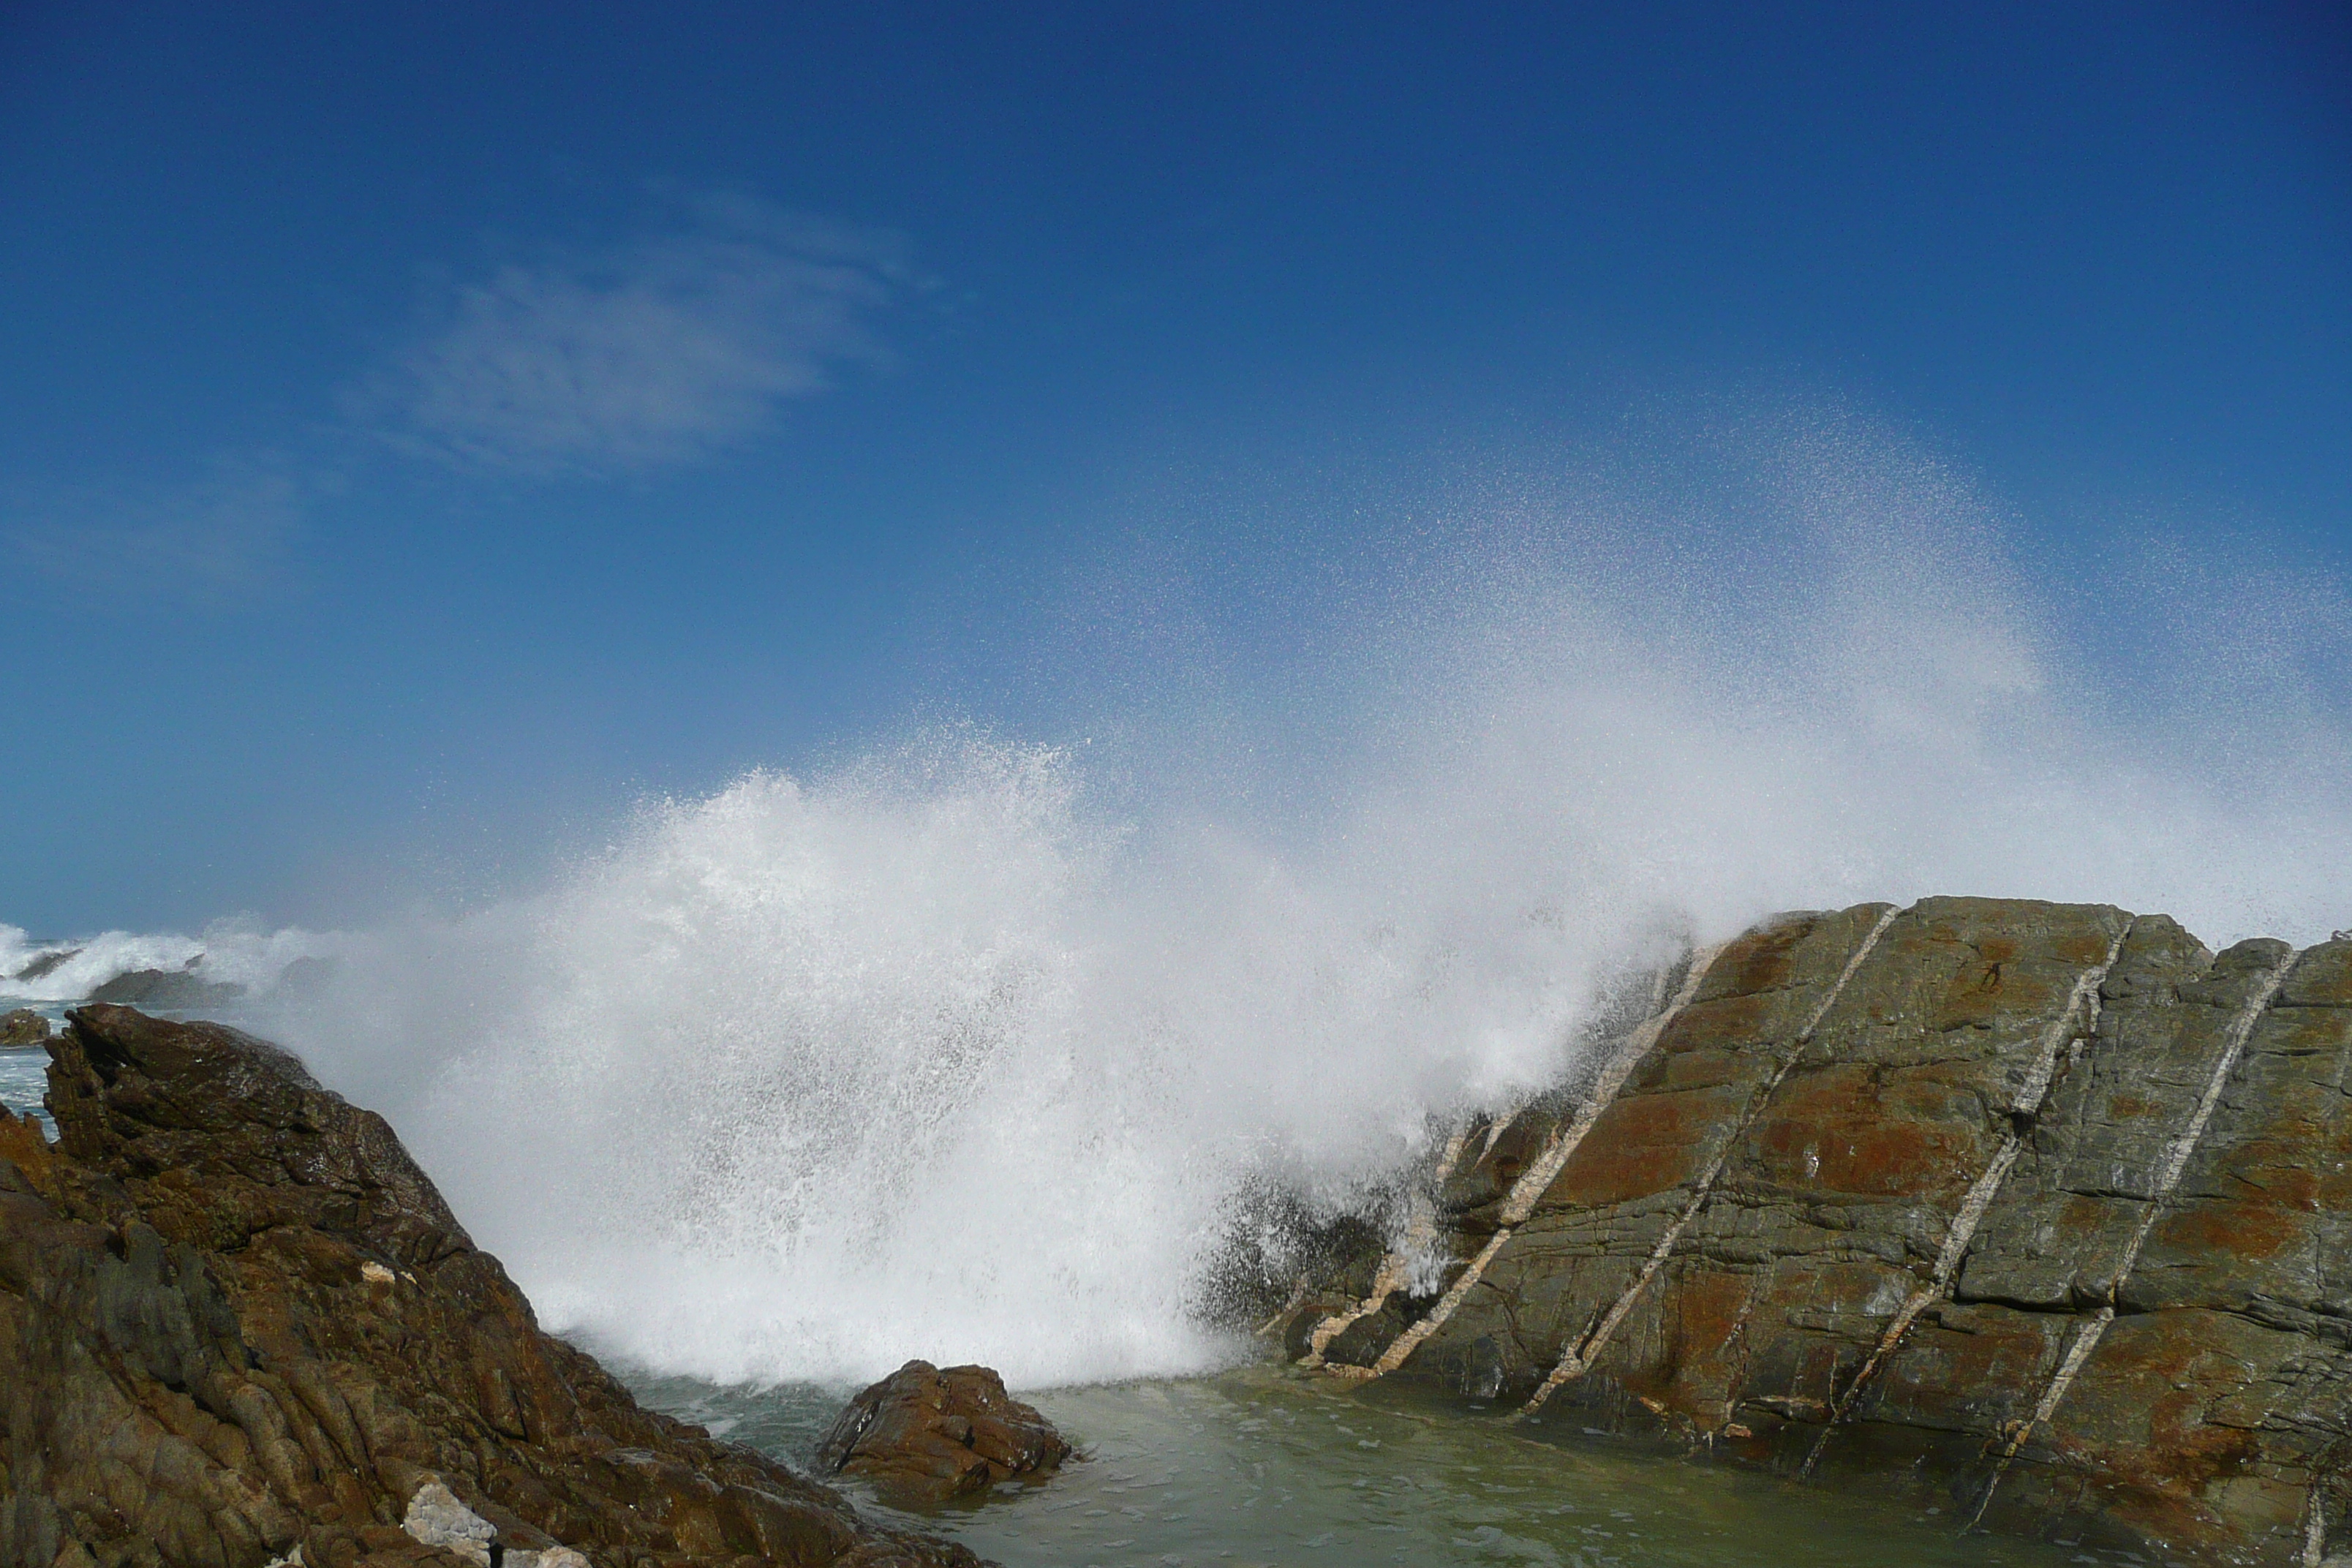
[
  {"xmin": 18, "ymin": 425, "xmax": 2352, "ymax": 1392},
  {"xmin": 0, "ymin": 921, "xmax": 337, "ymax": 1005}
]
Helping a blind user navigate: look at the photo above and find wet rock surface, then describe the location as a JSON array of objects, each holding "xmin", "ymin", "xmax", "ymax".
[
  {"xmin": 815, "ymin": 1362, "xmax": 1071, "ymax": 1509},
  {"xmin": 0, "ymin": 1007, "xmax": 48, "ymax": 1047},
  {"xmin": 0, "ymin": 1003, "xmax": 985, "ymax": 1568},
  {"xmin": 8, "ymin": 946, "xmax": 80, "ymax": 983},
  {"xmin": 1277, "ymin": 898, "xmax": 2352, "ymax": 1568}
]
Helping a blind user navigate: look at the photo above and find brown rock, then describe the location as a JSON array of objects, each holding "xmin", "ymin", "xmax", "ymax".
[
  {"xmin": 1281, "ymin": 900, "xmax": 2352, "ymax": 1567},
  {"xmin": 815, "ymin": 1362, "xmax": 1071, "ymax": 1507},
  {"xmin": 0, "ymin": 1007, "xmax": 48, "ymax": 1047},
  {"xmin": 0, "ymin": 1003, "xmax": 987, "ymax": 1568}
]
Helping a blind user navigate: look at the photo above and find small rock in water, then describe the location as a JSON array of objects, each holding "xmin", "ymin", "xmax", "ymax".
[
  {"xmin": 817, "ymin": 1360, "xmax": 1074, "ymax": 1507},
  {"xmin": 8, "ymin": 946, "xmax": 79, "ymax": 983},
  {"xmin": 0, "ymin": 1009, "xmax": 49, "ymax": 1048}
]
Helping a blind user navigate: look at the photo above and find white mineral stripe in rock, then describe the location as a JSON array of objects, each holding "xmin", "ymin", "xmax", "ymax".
[
  {"xmin": 1520, "ymin": 907, "xmax": 1900, "ymax": 1416},
  {"xmin": 2139, "ymin": 946, "xmax": 2303, "ymax": 1232},
  {"xmin": 1298, "ymin": 1126, "xmax": 1477, "ymax": 1363},
  {"xmin": 1362, "ymin": 940, "xmax": 1727, "ymax": 1381},
  {"xmin": 1966, "ymin": 942, "xmax": 2304, "ymax": 1530},
  {"xmin": 1304, "ymin": 952, "xmax": 1719, "ymax": 1372},
  {"xmin": 1499, "ymin": 944, "xmax": 1728, "ymax": 1232},
  {"xmin": 1798, "ymin": 917, "xmax": 2136, "ymax": 1480}
]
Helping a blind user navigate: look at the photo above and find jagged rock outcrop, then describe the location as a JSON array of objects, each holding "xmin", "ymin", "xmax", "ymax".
[
  {"xmin": 0, "ymin": 1009, "xmax": 48, "ymax": 1049},
  {"xmin": 9, "ymin": 949, "xmax": 80, "ymax": 984},
  {"xmin": 814, "ymin": 1363, "xmax": 1071, "ymax": 1508},
  {"xmin": 1272, "ymin": 898, "xmax": 2352, "ymax": 1568},
  {"xmin": 0, "ymin": 1003, "xmax": 985, "ymax": 1568}
]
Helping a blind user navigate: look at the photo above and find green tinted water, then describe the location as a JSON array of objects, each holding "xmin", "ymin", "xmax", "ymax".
[{"xmin": 631, "ymin": 1363, "xmax": 2142, "ymax": 1567}]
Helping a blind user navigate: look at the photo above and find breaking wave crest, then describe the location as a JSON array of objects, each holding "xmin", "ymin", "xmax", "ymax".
[{"xmin": 19, "ymin": 426, "xmax": 2352, "ymax": 1391}]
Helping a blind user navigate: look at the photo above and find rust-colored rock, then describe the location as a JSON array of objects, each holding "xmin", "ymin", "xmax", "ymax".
[
  {"xmin": 1278, "ymin": 899, "xmax": 2352, "ymax": 1567},
  {"xmin": 0, "ymin": 1003, "xmax": 986, "ymax": 1568},
  {"xmin": 815, "ymin": 1362, "xmax": 1071, "ymax": 1508}
]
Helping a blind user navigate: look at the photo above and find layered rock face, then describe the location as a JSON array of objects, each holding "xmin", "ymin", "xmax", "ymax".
[
  {"xmin": 0, "ymin": 1004, "xmax": 981, "ymax": 1568},
  {"xmin": 1280, "ymin": 898, "xmax": 2352, "ymax": 1568}
]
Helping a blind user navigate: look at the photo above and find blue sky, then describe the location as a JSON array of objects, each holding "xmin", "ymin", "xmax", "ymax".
[{"xmin": 3, "ymin": 2, "xmax": 2348, "ymax": 933}]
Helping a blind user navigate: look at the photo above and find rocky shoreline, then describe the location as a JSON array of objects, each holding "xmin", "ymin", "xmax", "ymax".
[
  {"xmin": 9, "ymin": 896, "xmax": 2352, "ymax": 1567},
  {"xmin": 0, "ymin": 1004, "xmax": 982, "ymax": 1568}
]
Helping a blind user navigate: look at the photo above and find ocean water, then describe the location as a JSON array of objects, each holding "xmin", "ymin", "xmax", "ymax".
[
  {"xmin": 0, "ymin": 1001, "xmax": 64, "ymax": 1134},
  {"xmin": 624, "ymin": 1362, "xmax": 2139, "ymax": 1567},
  {"xmin": 0, "ymin": 1046, "xmax": 50, "ymax": 1132}
]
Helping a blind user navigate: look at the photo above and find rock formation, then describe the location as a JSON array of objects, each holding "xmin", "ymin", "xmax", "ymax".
[
  {"xmin": 0, "ymin": 1009, "xmax": 48, "ymax": 1048},
  {"xmin": 814, "ymin": 1363, "xmax": 1071, "ymax": 1508},
  {"xmin": 0, "ymin": 1003, "xmax": 984, "ymax": 1568},
  {"xmin": 9, "ymin": 947, "xmax": 80, "ymax": 984},
  {"xmin": 1272, "ymin": 898, "xmax": 2352, "ymax": 1568},
  {"xmin": 86, "ymin": 965, "xmax": 245, "ymax": 1011}
]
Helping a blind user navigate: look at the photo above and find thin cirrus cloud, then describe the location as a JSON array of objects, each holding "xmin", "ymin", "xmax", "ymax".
[
  {"xmin": 365, "ymin": 196, "xmax": 913, "ymax": 477},
  {"xmin": 1, "ymin": 466, "xmax": 308, "ymax": 606},
  {"xmin": 7, "ymin": 198, "xmax": 905, "ymax": 606}
]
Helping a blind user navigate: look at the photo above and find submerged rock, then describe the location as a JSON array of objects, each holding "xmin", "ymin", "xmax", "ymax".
[
  {"xmin": 0, "ymin": 1007, "xmax": 47, "ymax": 1047},
  {"xmin": 817, "ymin": 1362, "xmax": 1073, "ymax": 1507},
  {"xmin": 1274, "ymin": 897, "xmax": 2352, "ymax": 1568},
  {"xmin": 0, "ymin": 1003, "xmax": 984, "ymax": 1568},
  {"xmin": 272, "ymin": 953, "xmax": 342, "ymax": 998}
]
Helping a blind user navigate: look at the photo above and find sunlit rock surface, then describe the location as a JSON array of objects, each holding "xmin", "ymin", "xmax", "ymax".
[
  {"xmin": 1277, "ymin": 898, "xmax": 2352, "ymax": 1567},
  {"xmin": 0, "ymin": 1004, "xmax": 982, "ymax": 1568}
]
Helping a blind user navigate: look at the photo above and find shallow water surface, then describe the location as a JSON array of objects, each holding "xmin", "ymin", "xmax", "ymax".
[
  {"xmin": 630, "ymin": 1363, "xmax": 2134, "ymax": 1567},
  {"xmin": 0, "ymin": 1041, "xmax": 53, "ymax": 1132}
]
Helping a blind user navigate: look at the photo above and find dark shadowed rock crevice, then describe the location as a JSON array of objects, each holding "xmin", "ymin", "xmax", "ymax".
[{"xmin": 0, "ymin": 1003, "xmax": 985, "ymax": 1568}]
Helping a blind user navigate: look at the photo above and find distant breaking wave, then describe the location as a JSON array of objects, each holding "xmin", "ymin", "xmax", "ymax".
[
  {"xmin": 10, "ymin": 420, "xmax": 2349, "ymax": 1392},
  {"xmin": 0, "ymin": 923, "xmax": 337, "ymax": 1009}
]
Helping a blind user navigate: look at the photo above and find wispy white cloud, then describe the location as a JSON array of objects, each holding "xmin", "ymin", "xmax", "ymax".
[
  {"xmin": 2, "ymin": 464, "xmax": 306, "ymax": 604},
  {"xmin": 366, "ymin": 195, "xmax": 911, "ymax": 476}
]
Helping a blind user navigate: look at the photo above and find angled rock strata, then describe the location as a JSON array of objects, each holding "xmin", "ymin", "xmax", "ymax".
[
  {"xmin": 0, "ymin": 1004, "xmax": 982, "ymax": 1568},
  {"xmin": 1277, "ymin": 897, "xmax": 2352, "ymax": 1568}
]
